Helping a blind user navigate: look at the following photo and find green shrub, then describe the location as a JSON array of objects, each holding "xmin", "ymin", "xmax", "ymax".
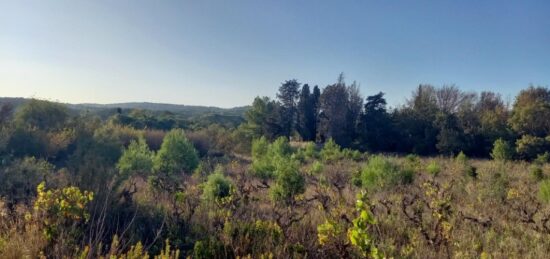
[
  {"xmin": 14, "ymin": 99, "xmax": 68, "ymax": 131},
  {"xmin": 348, "ymin": 192, "xmax": 381, "ymax": 258},
  {"xmin": 202, "ymin": 167, "xmax": 234, "ymax": 202},
  {"xmin": 270, "ymin": 157, "xmax": 305, "ymax": 204},
  {"xmin": 0, "ymin": 157, "xmax": 55, "ymax": 205},
  {"xmin": 455, "ymin": 151, "xmax": 477, "ymax": 178},
  {"xmin": 308, "ymin": 160, "xmax": 324, "ymax": 175},
  {"xmin": 491, "ymin": 138, "xmax": 514, "ymax": 161},
  {"xmin": 303, "ymin": 142, "xmax": 318, "ymax": 159},
  {"xmin": 486, "ymin": 172, "xmax": 509, "ymax": 201},
  {"xmin": 535, "ymin": 152, "xmax": 550, "ymax": 165},
  {"xmin": 223, "ymin": 220, "xmax": 282, "ymax": 255},
  {"xmin": 426, "ymin": 161, "xmax": 441, "ymax": 176},
  {"xmin": 153, "ymin": 128, "xmax": 199, "ymax": 174},
  {"xmin": 251, "ymin": 137, "xmax": 293, "ymax": 180},
  {"xmin": 33, "ymin": 182, "xmax": 94, "ymax": 241},
  {"xmin": 530, "ymin": 165, "xmax": 545, "ymax": 181},
  {"xmin": 192, "ymin": 237, "xmax": 226, "ymax": 259},
  {"xmin": 360, "ymin": 155, "xmax": 413, "ymax": 191},
  {"xmin": 320, "ymin": 139, "xmax": 342, "ymax": 162},
  {"xmin": 465, "ymin": 165, "xmax": 478, "ymax": 178},
  {"xmin": 343, "ymin": 148, "xmax": 363, "ymax": 161},
  {"xmin": 538, "ymin": 179, "xmax": 550, "ymax": 203},
  {"xmin": 516, "ymin": 135, "xmax": 550, "ymax": 160},
  {"xmin": 403, "ymin": 154, "xmax": 421, "ymax": 173},
  {"xmin": 116, "ymin": 136, "xmax": 154, "ymax": 180},
  {"xmin": 456, "ymin": 151, "xmax": 468, "ymax": 164}
]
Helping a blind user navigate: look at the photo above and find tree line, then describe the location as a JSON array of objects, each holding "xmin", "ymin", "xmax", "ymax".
[{"xmin": 241, "ymin": 73, "xmax": 550, "ymax": 159}]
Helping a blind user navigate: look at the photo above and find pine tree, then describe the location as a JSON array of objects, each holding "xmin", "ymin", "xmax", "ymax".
[
  {"xmin": 277, "ymin": 80, "xmax": 301, "ymax": 137},
  {"xmin": 297, "ymin": 84, "xmax": 316, "ymax": 141}
]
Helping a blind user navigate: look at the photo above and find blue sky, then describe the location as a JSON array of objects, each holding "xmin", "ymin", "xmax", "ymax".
[{"xmin": 1, "ymin": 0, "xmax": 549, "ymax": 108}]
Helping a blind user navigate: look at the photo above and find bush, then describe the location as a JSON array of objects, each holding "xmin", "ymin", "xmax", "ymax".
[
  {"xmin": 192, "ymin": 237, "xmax": 226, "ymax": 259},
  {"xmin": 0, "ymin": 157, "xmax": 55, "ymax": 205},
  {"xmin": 33, "ymin": 182, "xmax": 94, "ymax": 241},
  {"xmin": 491, "ymin": 138, "xmax": 514, "ymax": 161},
  {"xmin": 343, "ymin": 148, "xmax": 363, "ymax": 161},
  {"xmin": 292, "ymin": 142, "xmax": 318, "ymax": 162},
  {"xmin": 404, "ymin": 154, "xmax": 421, "ymax": 173},
  {"xmin": 14, "ymin": 99, "xmax": 68, "ymax": 131},
  {"xmin": 320, "ymin": 139, "xmax": 342, "ymax": 162},
  {"xmin": 360, "ymin": 155, "xmax": 413, "ymax": 191},
  {"xmin": 270, "ymin": 158, "xmax": 305, "ymax": 204},
  {"xmin": 202, "ymin": 167, "xmax": 234, "ymax": 202},
  {"xmin": 456, "ymin": 151, "xmax": 468, "ymax": 164},
  {"xmin": 307, "ymin": 160, "xmax": 324, "ymax": 175},
  {"xmin": 153, "ymin": 128, "xmax": 199, "ymax": 175},
  {"xmin": 426, "ymin": 161, "xmax": 441, "ymax": 176},
  {"xmin": 530, "ymin": 165, "xmax": 545, "ymax": 181},
  {"xmin": 516, "ymin": 135, "xmax": 550, "ymax": 160},
  {"xmin": 455, "ymin": 151, "xmax": 477, "ymax": 178},
  {"xmin": 535, "ymin": 152, "xmax": 550, "ymax": 165},
  {"xmin": 116, "ymin": 137, "xmax": 154, "ymax": 180},
  {"xmin": 538, "ymin": 179, "xmax": 550, "ymax": 203},
  {"xmin": 303, "ymin": 142, "xmax": 318, "ymax": 159},
  {"xmin": 222, "ymin": 220, "xmax": 282, "ymax": 255},
  {"xmin": 251, "ymin": 137, "xmax": 292, "ymax": 180}
]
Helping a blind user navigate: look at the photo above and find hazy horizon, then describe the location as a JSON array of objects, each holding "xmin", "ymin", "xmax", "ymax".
[{"xmin": 1, "ymin": 0, "xmax": 549, "ymax": 108}]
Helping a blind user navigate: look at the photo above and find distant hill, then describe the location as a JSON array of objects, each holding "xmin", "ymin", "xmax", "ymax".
[{"xmin": 0, "ymin": 97, "xmax": 249, "ymax": 118}]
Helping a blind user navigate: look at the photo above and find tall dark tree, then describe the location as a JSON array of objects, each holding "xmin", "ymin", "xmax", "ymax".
[
  {"xmin": 276, "ymin": 80, "xmax": 301, "ymax": 137},
  {"xmin": 359, "ymin": 92, "xmax": 393, "ymax": 151},
  {"xmin": 394, "ymin": 85, "xmax": 439, "ymax": 154},
  {"xmin": 319, "ymin": 83, "xmax": 351, "ymax": 147},
  {"xmin": 312, "ymin": 85, "xmax": 321, "ymax": 140},
  {"xmin": 347, "ymin": 81, "xmax": 363, "ymax": 144},
  {"xmin": 297, "ymin": 84, "xmax": 316, "ymax": 141},
  {"xmin": 434, "ymin": 112, "xmax": 465, "ymax": 155}
]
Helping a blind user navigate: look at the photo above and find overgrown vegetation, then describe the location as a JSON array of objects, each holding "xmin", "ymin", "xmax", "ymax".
[{"xmin": 1, "ymin": 79, "xmax": 550, "ymax": 258}]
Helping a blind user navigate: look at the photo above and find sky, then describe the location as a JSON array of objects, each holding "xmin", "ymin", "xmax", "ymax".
[{"xmin": 1, "ymin": 1, "xmax": 549, "ymax": 108}]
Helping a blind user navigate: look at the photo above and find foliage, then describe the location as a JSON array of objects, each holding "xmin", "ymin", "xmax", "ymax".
[
  {"xmin": 530, "ymin": 165, "xmax": 545, "ymax": 181},
  {"xmin": 296, "ymin": 84, "xmax": 319, "ymax": 141},
  {"xmin": 538, "ymin": 179, "xmax": 550, "ymax": 203},
  {"xmin": 535, "ymin": 152, "xmax": 550, "ymax": 165},
  {"xmin": 515, "ymin": 135, "xmax": 550, "ymax": 160},
  {"xmin": 317, "ymin": 220, "xmax": 343, "ymax": 246},
  {"xmin": 243, "ymin": 96, "xmax": 282, "ymax": 140},
  {"xmin": 426, "ymin": 161, "xmax": 441, "ymax": 176},
  {"xmin": 359, "ymin": 155, "xmax": 413, "ymax": 191},
  {"xmin": 455, "ymin": 152, "xmax": 477, "ymax": 178},
  {"xmin": 14, "ymin": 99, "xmax": 69, "ymax": 131},
  {"xmin": 116, "ymin": 137, "xmax": 154, "ymax": 180},
  {"xmin": 509, "ymin": 86, "xmax": 550, "ymax": 137},
  {"xmin": 222, "ymin": 220, "xmax": 283, "ymax": 256},
  {"xmin": 456, "ymin": 151, "xmax": 468, "ymax": 164},
  {"xmin": 7, "ymin": 84, "xmax": 550, "ymax": 257},
  {"xmin": 270, "ymin": 157, "xmax": 305, "ymax": 204},
  {"xmin": 307, "ymin": 160, "xmax": 324, "ymax": 175},
  {"xmin": 359, "ymin": 92, "xmax": 393, "ymax": 152},
  {"xmin": 491, "ymin": 138, "xmax": 514, "ymax": 161},
  {"xmin": 192, "ymin": 237, "xmax": 226, "ymax": 259},
  {"xmin": 202, "ymin": 167, "xmax": 234, "ymax": 202},
  {"xmin": 277, "ymin": 79, "xmax": 301, "ymax": 137},
  {"xmin": 251, "ymin": 137, "xmax": 292, "ymax": 180},
  {"xmin": 347, "ymin": 192, "xmax": 381, "ymax": 258},
  {"xmin": 0, "ymin": 157, "xmax": 54, "ymax": 205},
  {"xmin": 33, "ymin": 182, "xmax": 94, "ymax": 240},
  {"xmin": 320, "ymin": 138, "xmax": 343, "ymax": 162},
  {"xmin": 153, "ymin": 128, "xmax": 199, "ymax": 175}
]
